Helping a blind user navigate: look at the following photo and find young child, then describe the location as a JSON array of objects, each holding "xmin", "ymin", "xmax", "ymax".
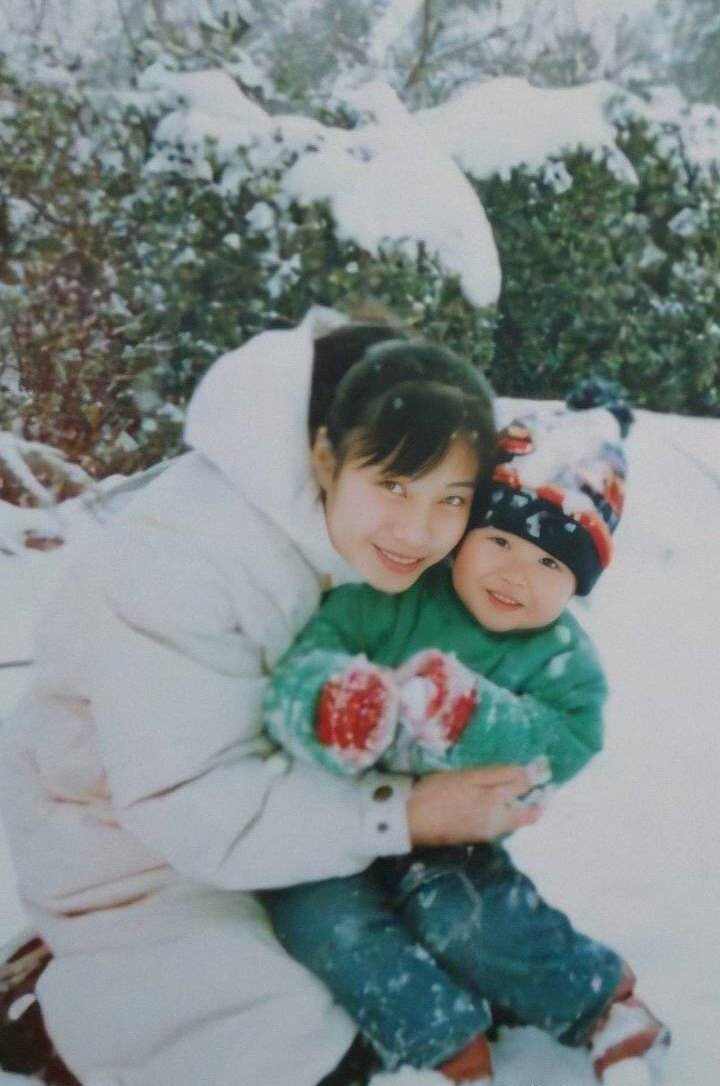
[{"xmin": 261, "ymin": 386, "xmax": 669, "ymax": 1086}]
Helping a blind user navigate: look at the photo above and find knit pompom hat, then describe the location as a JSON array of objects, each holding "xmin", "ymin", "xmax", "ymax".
[{"xmin": 470, "ymin": 379, "xmax": 633, "ymax": 596}]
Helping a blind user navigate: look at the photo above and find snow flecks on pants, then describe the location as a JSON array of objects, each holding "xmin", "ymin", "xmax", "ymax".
[{"xmin": 261, "ymin": 847, "xmax": 624, "ymax": 1071}]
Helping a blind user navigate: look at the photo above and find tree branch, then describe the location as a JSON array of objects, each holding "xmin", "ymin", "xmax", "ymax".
[
  {"xmin": 18, "ymin": 193, "xmax": 77, "ymax": 230},
  {"xmin": 404, "ymin": 0, "xmax": 440, "ymax": 90},
  {"xmin": 114, "ymin": 0, "xmax": 138, "ymax": 51}
]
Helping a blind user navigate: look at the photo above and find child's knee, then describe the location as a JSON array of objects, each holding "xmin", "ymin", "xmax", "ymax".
[{"xmin": 403, "ymin": 871, "xmax": 484, "ymax": 954}]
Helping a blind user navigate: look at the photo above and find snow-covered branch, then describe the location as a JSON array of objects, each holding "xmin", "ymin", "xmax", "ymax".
[{"xmin": 0, "ymin": 433, "xmax": 94, "ymax": 509}]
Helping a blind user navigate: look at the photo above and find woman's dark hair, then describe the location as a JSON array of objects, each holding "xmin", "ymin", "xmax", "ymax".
[
  {"xmin": 309, "ymin": 323, "xmax": 407, "ymax": 442},
  {"xmin": 322, "ymin": 337, "xmax": 497, "ymax": 483}
]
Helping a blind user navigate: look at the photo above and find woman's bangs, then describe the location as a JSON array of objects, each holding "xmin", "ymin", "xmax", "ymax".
[{"xmin": 350, "ymin": 385, "xmax": 483, "ymax": 479}]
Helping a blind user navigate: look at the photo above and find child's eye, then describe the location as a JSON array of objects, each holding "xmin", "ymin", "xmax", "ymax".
[
  {"xmin": 381, "ymin": 479, "xmax": 405, "ymax": 496},
  {"xmin": 540, "ymin": 556, "xmax": 560, "ymax": 570},
  {"xmin": 490, "ymin": 535, "xmax": 510, "ymax": 547}
]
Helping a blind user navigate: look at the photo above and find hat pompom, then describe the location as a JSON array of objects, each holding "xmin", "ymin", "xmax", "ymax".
[{"xmin": 566, "ymin": 376, "xmax": 634, "ymax": 438}]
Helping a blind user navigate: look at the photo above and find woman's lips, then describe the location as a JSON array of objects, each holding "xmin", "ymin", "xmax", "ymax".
[
  {"xmin": 373, "ymin": 545, "xmax": 425, "ymax": 574},
  {"xmin": 487, "ymin": 588, "xmax": 522, "ymax": 610}
]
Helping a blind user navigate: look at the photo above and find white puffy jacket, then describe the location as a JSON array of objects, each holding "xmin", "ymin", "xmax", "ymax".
[{"xmin": 0, "ymin": 309, "xmax": 412, "ymax": 1086}]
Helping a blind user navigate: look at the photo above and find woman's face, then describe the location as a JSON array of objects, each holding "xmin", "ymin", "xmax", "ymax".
[{"xmin": 312, "ymin": 433, "xmax": 479, "ymax": 593}]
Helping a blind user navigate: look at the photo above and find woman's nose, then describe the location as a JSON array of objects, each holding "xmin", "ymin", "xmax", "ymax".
[{"xmin": 390, "ymin": 503, "xmax": 431, "ymax": 548}]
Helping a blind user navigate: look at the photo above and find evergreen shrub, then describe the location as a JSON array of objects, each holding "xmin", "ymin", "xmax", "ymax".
[
  {"xmin": 1, "ymin": 57, "xmax": 718, "ymax": 502},
  {"xmin": 0, "ymin": 58, "xmax": 494, "ymax": 492},
  {"xmin": 476, "ymin": 120, "xmax": 720, "ymax": 415}
]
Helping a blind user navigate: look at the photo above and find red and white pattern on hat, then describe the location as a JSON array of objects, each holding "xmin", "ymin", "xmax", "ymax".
[{"xmin": 492, "ymin": 399, "xmax": 628, "ymax": 562}]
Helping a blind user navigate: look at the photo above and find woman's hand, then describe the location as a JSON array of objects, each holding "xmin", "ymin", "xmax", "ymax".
[{"xmin": 406, "ymin": 764, "xmax": 545, "ymax": 846}]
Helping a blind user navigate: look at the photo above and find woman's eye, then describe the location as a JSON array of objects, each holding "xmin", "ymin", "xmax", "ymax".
[
  {"xmin": 381, "ymin": 479, "xmax": 404, "ymax": 495},
  {"xmin": 443, "ymin": 495, "xmax": 467, "ymax": 507}
]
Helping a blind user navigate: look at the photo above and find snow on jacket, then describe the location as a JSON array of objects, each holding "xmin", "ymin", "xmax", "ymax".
[
  {"xmin": 0, "ymin": 308, "xmax": 413, "ymax": 1086},
  {"xmin": 265, "ymin": 564, "xmax": 607, "ymax": 785}
]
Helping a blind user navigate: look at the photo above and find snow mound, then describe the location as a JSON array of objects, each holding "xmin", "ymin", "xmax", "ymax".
[
  {"xmin": 416, "ymin": 78, "xmax": 638, "ymax": 183},
  {"xmin": 369, "ymin": 1068, "xmax": 445, "ymax": 1085},
  {"xmin": 134, "ymin": 67, "xmax": 720, "ymax": 309},
  {"xmin": 141, "ymin": 68, "xmax": 501, "ymax": 306},
  {"xmin": 602, "ymin": 1059, "xmax": 652, "ymax": 1086}
]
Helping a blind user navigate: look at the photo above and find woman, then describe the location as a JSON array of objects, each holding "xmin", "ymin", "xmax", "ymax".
[{"xmin": 0, "ymin": 308, "xmax": 541, "ymax": 1086}]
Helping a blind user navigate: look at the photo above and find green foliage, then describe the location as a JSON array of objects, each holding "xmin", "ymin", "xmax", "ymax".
[
  {"xmin": 476, "ymin": 120, "xmax": 720, "ymax": 416},
  {"xmin": 1, "ymin": 55, "xmax": 718, "ymax": 502},
  {"xmin": 0, "ymin": 55, "xmax": 493, "ymax": 490},
  {"xmin": 660, "ymin": 0, "xmax": 720, "ymax": 108}
]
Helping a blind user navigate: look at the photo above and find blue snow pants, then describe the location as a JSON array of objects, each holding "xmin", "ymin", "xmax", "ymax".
[{"xmin": 261, "ymin": 844, "xmax": 623, "ymax": 1072}]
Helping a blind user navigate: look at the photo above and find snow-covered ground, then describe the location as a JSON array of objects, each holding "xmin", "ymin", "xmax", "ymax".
[{"xmin": 0, "ymin": 408, "xmax": 718, "ymax": 1085}]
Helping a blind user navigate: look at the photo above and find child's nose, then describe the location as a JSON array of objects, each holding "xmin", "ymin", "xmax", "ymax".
[{"xmin": 501, "ymin": 561, "xmax": 527, "ymax": 587}]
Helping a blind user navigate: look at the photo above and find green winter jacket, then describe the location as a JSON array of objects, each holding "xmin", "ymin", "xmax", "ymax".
[{"xmin": 264, "ymin": 564, "xmax": 607, "ymax": 785}]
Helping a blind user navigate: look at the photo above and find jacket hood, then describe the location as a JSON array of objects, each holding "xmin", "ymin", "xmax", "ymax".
[{"xmin": 184, "ymin": 307, "xmax": 356, "ymax": 581}]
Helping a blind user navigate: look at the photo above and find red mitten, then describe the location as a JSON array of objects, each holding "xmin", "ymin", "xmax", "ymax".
[
  {"xmin": 316, "ymin": 659, "xmax": 399, "ymax": 769},
  {"xmin": 398, "ymin": 649, "xmax": 477, "ymax": 753}
]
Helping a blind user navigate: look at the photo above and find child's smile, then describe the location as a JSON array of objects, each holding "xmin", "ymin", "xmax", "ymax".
[
  {"xmin": 485, "ymin": 587, "xmax": 524, "ymax": 611},
  {"xmin": 453, "ymin": 527, "xmax": 576, "ymax": 631}
]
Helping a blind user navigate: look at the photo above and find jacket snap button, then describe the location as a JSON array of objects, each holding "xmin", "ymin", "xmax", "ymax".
[{"xmin": 373, "ymin": 785, "xmax": 393, "ymax": 802}]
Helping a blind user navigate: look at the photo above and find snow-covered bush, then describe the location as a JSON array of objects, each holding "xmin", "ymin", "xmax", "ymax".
[
  {"xmin": 2, "ymin": 48, "xmax": 719, "ymax": 502},
  {"xmin": 0, "ymin": 57, "xmax": 185, "ymax": 486},
  {"xmin": 476, "ymin": 118, "xmax": 720, "ymax": 415},
  {"xmin": 0, "ymin": 53, "xmax": 497, "ymax": 492}
]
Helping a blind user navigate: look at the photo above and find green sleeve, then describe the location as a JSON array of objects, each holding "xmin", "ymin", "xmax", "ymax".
[
  {"xmin": 263, "ymin": 585, "xmax": 382, "ymax": 776},
  {"xmin": 401, "ymin": 641, "xmax": 607, "ymax": 785}
]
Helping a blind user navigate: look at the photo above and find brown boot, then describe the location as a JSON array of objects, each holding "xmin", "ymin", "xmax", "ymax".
[
  {"xmin": 0, "ymin": 935, "xmax": 81, "ymax": 1085},
  {"xmin": 0, "ymin": 935, "xmax": 53, "ymax": 1075},
  {"xmin": 437, "ymin": 1033, "xmax": 493, "ymax": 1083}
]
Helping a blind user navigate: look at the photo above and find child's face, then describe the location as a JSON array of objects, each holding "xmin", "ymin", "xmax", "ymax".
[
  {"xmin": 313, "ymin": 435, "xmax": 479, "ymax": 593},
  {"xmin": 452, "ymin": 527, "xmax": 576, "ymax": 632}
]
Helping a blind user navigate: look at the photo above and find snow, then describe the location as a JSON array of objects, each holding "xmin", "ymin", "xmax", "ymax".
[
  {"xmin": 0, "ymin": 407, "xmax": 718, "ymax": 1085},
  {"xmin": 601, "ymin": 1060, "xmax": 652, "ymax": 1086},
  {"xmin": 141, "ymin": 68, "xmax": 502, "ymax": 305},
  {"xmin": 139, "ymin": 65, "xmax": 270, "ymax": 128},
  {"xmin": 99, "ymin": 61, "xmax": 720, "ymax": 316},
  {"xmin": 136, "ymin": 64, "xmax": 720, "ymax": 313},
  {"xmin": 416, "ymin": 78, "xmax": 638, "ymax": 183},
  {"xmin": 366, "ymin": 0, "xmax": 425, "ymax": 68},
  {"xmin": 590, "ymin": 1001, "xmax": 662, "ymax": 1062},
  {"xmin": 641, "ymin": 85, "xmax": 720, "ymax": 170},
  {"xmin": 282, "ymin": 115, "xmax": 500, "ymax": 307}
]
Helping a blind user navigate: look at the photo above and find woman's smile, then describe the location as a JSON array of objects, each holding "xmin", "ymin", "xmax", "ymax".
[
  {"xmin": 316, "ymin": 437, "xmax": 479, "ymax": 593},
  {"xmin": 373, "ymin": 545, "xmax": 427, "ymax": 573}
]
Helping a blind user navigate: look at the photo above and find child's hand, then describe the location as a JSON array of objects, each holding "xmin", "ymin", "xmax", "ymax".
[
  {"xmin": 397, "ymin": 649, "xmax": 477, "ymax": 753},
  {"xmin": 316, "ymin": 659, "xmax": 399, "ymax": 769}
]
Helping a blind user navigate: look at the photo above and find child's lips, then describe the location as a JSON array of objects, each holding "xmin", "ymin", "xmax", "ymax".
[{"xmin": 487, "ymin": 588, "xmax": 522, "ymax": 610}]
